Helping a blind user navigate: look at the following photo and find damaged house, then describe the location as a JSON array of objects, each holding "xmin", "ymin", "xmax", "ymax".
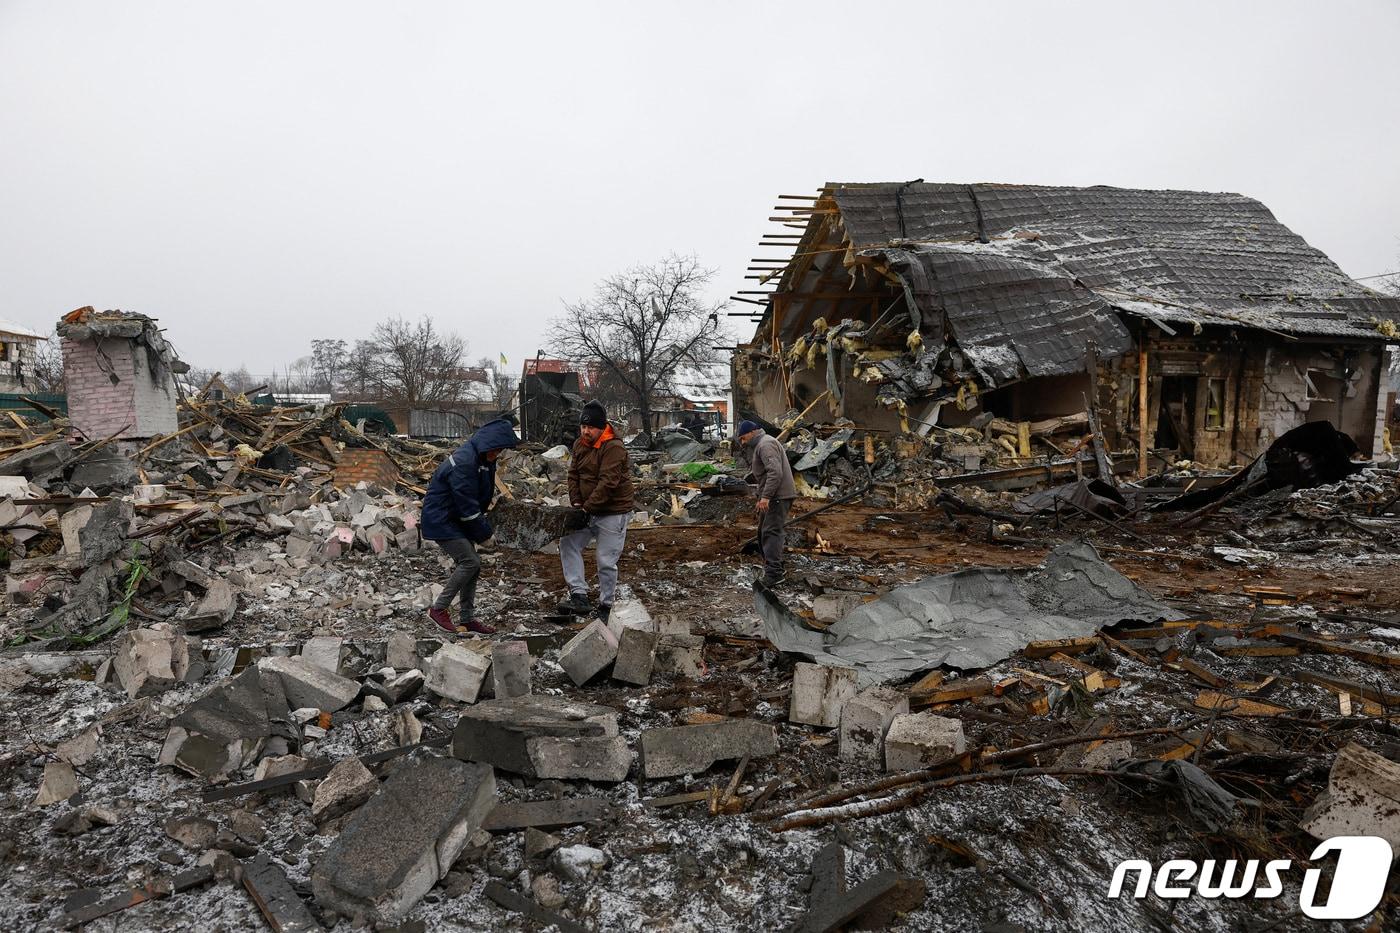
[{"xmin": 732, "ymin": 183, "xmax": 1400, "ymax": 468}]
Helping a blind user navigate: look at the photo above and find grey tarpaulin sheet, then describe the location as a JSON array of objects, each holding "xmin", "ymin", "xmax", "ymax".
[{"xmin": 753, "ymin": 540, "xmax": 1182, "ymax": 686}]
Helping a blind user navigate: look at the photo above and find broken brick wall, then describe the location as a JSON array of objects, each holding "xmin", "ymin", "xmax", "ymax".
[
  {"xmin": 60, "ymin": 335, "xmax": 178, "ymax": 440},
  {"xmin": 333, "ymin": 448, "xmax": 399, "ymax": 489}
]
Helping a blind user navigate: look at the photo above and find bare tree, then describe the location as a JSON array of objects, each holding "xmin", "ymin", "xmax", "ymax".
[
  {"xmin": 31, "ymin": 332, "xmax": 64, "ymax": 393},
  {"xmin": 549, "ymin": 254, "xmax": 726, "ymax": 437},
  {"xmin": 343, "ymin": 340, "xmax": 380, "ymax": 399},
  {"xmin": 310, "ymin": 338, "xmax": 347, "ymax": 394},
  {"xmin": 369, "ymin": 316, "xmax": 470, "ymax": 406}
]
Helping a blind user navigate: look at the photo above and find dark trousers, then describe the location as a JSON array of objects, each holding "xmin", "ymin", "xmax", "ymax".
[
  {"xmin": 759, "ymin": 497, "xmax": 792, "ymax": 580},
  {"xmin": 432, "ymin": 538, "xmax": 481, "ymax": 618}
]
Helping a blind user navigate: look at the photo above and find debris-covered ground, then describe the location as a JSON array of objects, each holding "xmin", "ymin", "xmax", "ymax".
[{"xmin": 2, "ymin": 387, "xmax": 1399, "ymax": 931}]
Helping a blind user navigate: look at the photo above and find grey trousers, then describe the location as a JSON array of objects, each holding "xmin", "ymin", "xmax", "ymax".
[
  {"xmin": 560, "ymin": 512, "xmax": 629, "ymax": 607},
  {"xmin": 759, "ymin": 497, "xmax": 792, "ymax": 580},
  {"xmin": 432, "ymin": 537, "xmax": 480, "ymax": 618}
]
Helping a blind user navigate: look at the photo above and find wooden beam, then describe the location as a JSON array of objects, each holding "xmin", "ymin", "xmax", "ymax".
[{"xmin": 1137, "ymin": 339, "xmax": 1149, "ymax": 477}]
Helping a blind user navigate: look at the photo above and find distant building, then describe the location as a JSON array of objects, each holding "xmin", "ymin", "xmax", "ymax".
[{"xmin": 0, "ymin": 319, "xmax": 44, "ymax": 393}]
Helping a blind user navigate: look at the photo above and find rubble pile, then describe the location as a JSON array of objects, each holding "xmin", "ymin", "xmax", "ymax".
[{"xmin": 2, "ymin": 383, "xmax": 1399, "ymax": 930}]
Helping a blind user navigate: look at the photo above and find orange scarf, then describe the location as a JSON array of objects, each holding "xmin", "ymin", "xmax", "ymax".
[{"xmin": 592, "ymin": 424, "xmax": 615, "ymax": 448}]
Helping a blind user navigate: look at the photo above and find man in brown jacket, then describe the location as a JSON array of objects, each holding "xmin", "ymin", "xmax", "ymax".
[
  {"xmin": 738, "ymin": 419, "xmax": 797, "ymax": 586},
  {"xmin": 558, "ymin": 400, "xmax": 635, "ymax": 620}
]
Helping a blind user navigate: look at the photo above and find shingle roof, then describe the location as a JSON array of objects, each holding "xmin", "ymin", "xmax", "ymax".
[{"xmin": 833, "ymin": 183, "xmax": 1400, "ymax": 344}]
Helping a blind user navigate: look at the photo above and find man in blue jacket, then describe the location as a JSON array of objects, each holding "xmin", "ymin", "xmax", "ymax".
[{"xmin": 419, "ymin": 417, "xmax": 520, "ymax": 634}]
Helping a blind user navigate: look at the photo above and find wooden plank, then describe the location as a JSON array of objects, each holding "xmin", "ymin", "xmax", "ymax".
[
  {"xmin": 484, "ymin": 881, "xmax": 589, "ymax": 933},
  {"xmin": 1022, "ymin": 637, "xmax": 1098, "ymax": 659},
  {"xmin": 481, "ymin": 798, "xmax": 613, "ymax": 831},
  {"xmin": 907, "ymin": 670, "xmax": 945, "ymax": 701},
  {"xmin": 642, "ymin": 790, "xmax": 711, "ymax": 809},
  {"xmin": 912, "ymin": 677, "xmax": 993, "ymax": 706},
  {"xmin": 243, "ymin": 854, "xmax": 322, "ymax": 932},
  {"xmin": 1193, "ymin": 691, "xmax": 1288, "ymax": 717},
  {"xmin": 1048, "ymin": 653, "xmax": 1120, "ymax": 692},
  {"xmin": 59, "ymin": 866, "xmax": 215, "ymax": 929},
  {"xmin": 1290, "ymin": 670, "xmax": 1400, "ymax": 708},
  {"xmin": 1165, "ymin": 657, "xmax": 1228, "ymax": 688},
  {"xmin": 1269, "ymin": 628, "xmax": 1400, "ymax": 668}
]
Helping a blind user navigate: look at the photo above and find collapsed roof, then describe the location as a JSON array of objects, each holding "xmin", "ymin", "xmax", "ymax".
[{"xmin": 751, "ymin": 183, "xmax": 1400, "ymax": 389}]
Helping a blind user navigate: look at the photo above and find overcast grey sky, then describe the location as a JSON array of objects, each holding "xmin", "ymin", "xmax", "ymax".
[{"xmin": 2, "ymin": 1, "xmax": 1397, "ymax": 377}]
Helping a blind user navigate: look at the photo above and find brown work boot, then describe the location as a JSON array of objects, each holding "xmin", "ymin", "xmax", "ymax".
[{"xmin": 460, "ymin": 617, "xmax": 497, "ymax": 635}]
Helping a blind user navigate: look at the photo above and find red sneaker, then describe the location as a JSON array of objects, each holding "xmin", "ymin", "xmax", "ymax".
[
  {"xmin": 461, "ymin": 617, "xmax": 497, "ymax": 635},
  {"xmin": 428, "ymin": 607, "xmax": 455, "ymax": 634}
]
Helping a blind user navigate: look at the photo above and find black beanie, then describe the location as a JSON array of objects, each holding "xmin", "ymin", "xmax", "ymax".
[{"xmin": 579, "ymin": 400, "xmax": 608, "ymax": 428}]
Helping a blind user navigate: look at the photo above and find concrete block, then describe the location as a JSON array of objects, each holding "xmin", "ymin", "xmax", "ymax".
[
  {"xmin": 840, "ymin": 686, "xmax": 908, "ymax": 767},
  {"xmin": 452, "ymin": 695, "xmax": 630, "ymax": 782},
  {"xmin": 312, "ymin": 757, "xmax": 379, "ymax": 824},
  {"xmin": 312, "ymin": 756, "xmax": 496, "ymax": 924},
  {"xmin": 258, "ymin": 655, "xmax": 360, "ymax": 712},
  {"xmin": 789, "ymin": 663, "xmax": 858, "ymax": 728},
  {"xmin": 558, "ymin": 620, "xmax": 617, "ymax": 686},
  {"xmin": 32, "ymin": 761, "xmax": 79, "ymax": 806},
  {"xmin": 425, "ymin": 641, "xmax": 491, "ymax": 703},
  {"xmin": 605, "ymin": 597, "xmax": 654, "ymax": 639},
  {"xmin": 301, "ymin": 635, "xmax": 344, "ymax": 675},
  {"xmin": 612, "ymin": 628, "xmax": 657, "ymax": 686},
  {"xmin": 490, "ymin": 641, "xmax": 532, "ymax": 699},
  {"xmin": 159, "ymin": 666, "xmax": 270, "ymax": 782},
  {"xmin": 654, "ymin": 633, "xmax": 704, "ymax": 678},
  {"xmin": 883, "ymin": 712, "xmax": 966, "ymax": 772},
  {"xmin": 386, "ymin": 631, "xmax": 419, "ymax": 671},
  {"xmin": 639, "ymin": 719, "xmax": 777, "ymax": 779},
  {"xmin": 113, "ymin": 622, "xmax": 190, "ymax": 699}
]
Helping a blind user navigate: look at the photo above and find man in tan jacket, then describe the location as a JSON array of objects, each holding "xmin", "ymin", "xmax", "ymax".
[
  {"xmin": 737, "ymin": 419, "xmax": 797, "ymax": 586},
  {"xmin": 558, "ymin": 400, "xmax": 635, "ymax": 620}
]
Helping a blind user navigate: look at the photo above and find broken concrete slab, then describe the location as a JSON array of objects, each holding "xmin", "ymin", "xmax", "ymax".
[
  {"xmin": 384, "ymin": 669, "xmax": 424, "ymax": 703},
  {"xmin": 311, "ymin": 755, "xmax": 496, "ymax": 924},
  {"xmin": 525, "ymin": 827, "xmax": 563, "ymax": 860},
  {"xmin": 789, "ymin": 662, "xmax": 858, "ymax": 728},
  {"xmin": 185, "ymin": 578, "xmax": 238, "ymax": 632},
  {"xmin": 69, "ymin": 449, "xmax": 139, "ymax": 492},
  {"xmin": 452, "ymin": 695, "xmax": 630, "ymax": 782},
  {"xmin": 55, "ymin": 726, "xmax": 100, "ymax": 767},
  {"xmin": 1301, "ymin": 742, "xmax": 1400, "ymax": 849},
  {"xmin": 164, "ymin": 815, "xmax": 218, "ymax": 849},
  {"xmin": 639, "ymin": 719, "xmax": 778, "ymax": 779},
  {"xmin": 73, "ymin": 498, "xmax": 134, "ymax": 567},
  {"xmin": 0, "ymin": 439, "xmax": 73, "ymax": 477},
  {"xmin": 558, "ymin": 619, "xmax": 618, "ymax": 686},
  {"xmin": 840, "ymin": 686, "xmax": 908, "ymax": 767},
  {"xmin": 32, "ymin": 761, "xmax": 79, "ymax": 806},
  {"xmin": 385, "ymin": 631, "xmax": 418, "ymax": 671},
  {"xmin": 312, "ymin": 757, "xmax": 379, "ymax": 824},
  {"xmin": 392, "ymin": 707, "xmax": 422, "ymax": 746},
  {"xmin": 655, "ymin": 633, "xmax": 704, "ymax": 678},
  {"xmin": 258, "ymin": 655, "xmax": 359, "ymax": 712},
  {"xmin": 884, "ymin": 712, "xmax": 965, "ymax": 772},
  {"xmin": 490, "ymin": 640, "xmax": 531, "ymax": 699},
  {"xmin": 159, "ymin": 666, "xmax": 271, "ymax": 782},
  {"xmin": 113, "ymin": 623, "xmax": 190, "ymax": 698},
  {"xmin": 612, "ymin": 627, "xmax": 658, "ymax": 686},
  {"xmin": 300, "ymin": 636, "xmax": 344, "ymax": 675},
  {"xmin": 425, "ymin": 641, "xmax": 491, "ymax": 704}
]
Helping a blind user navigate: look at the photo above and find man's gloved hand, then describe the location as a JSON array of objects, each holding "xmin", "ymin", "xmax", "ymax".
[{"xmin": 564, "ymin": 507, "xmax": 590, "ymax": 531}]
